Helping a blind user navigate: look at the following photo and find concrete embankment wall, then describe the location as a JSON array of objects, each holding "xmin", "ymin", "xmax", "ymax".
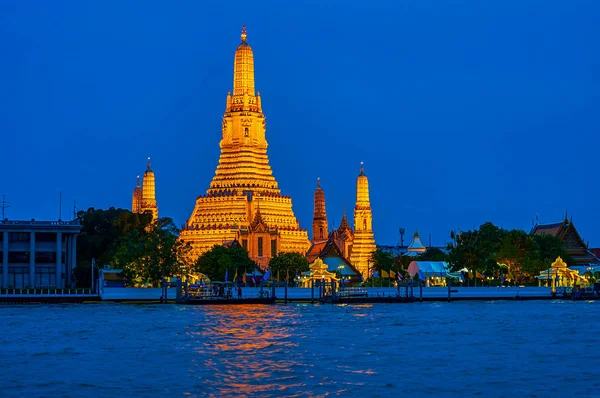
[{"xmin": 99, "ymin": 286, "xmax": 553, "ymax": 301}]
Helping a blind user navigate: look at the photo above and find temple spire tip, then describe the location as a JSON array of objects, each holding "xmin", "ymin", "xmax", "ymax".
[{"xmin": 241, "ymin": 25, "xmax": 247, "ymax": 42}]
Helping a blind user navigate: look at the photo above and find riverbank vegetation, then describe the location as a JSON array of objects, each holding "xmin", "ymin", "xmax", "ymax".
[{"xmin": 369, "ymin": 222, "xmax": 571, "ymax": 285}]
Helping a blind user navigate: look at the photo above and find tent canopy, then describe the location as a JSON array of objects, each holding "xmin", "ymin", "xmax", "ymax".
[{"xmin": 408, "ymin": 261, "xmax": 449, "ymax": 277}]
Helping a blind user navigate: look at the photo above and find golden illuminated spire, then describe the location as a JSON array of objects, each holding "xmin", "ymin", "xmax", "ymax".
[
  {"xmin": 141, "ymin": 157, "xmax": 158, "ymax": 222},
  {"xmin": 180, "ymin": 28, "xmax": 310, "ymax": 268},
  {"xmin": 350, "ymin": 161, "xmax": 376, "ymax": 278},
  {"xmin": 233, "ymin": 25, "xmax": 255, "ymax": 97},
  {"xmin": 356, "ymin": 162, "xmax": 370, "ymax": 207},
  {"xmin": 132, "ymin": 175, "xmax": 142, "ymax": 214}
]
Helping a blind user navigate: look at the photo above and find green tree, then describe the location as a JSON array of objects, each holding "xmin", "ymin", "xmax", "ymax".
[
  {"xmin": 113, "ymin": 217, "xmax": 191, "ymax": 286},
  {"xmin": 370, "ymin": 248, "xmax": 394, "ymax": 273},
  {"xmin": 74, "ymin": 207, "xmax": 152, "ymax": 287},
  {"xmin": 532, "ymin": 233, "xmax": 573, "ymax": 266},
  {"xmin": 419, "ymin": 247, "xmax": 447, "ymax": 261},
  {"xmin": 268, "ymin": 252, "xmax": 310, "ymax": 281},
  {"xmin": 496, "ymin": 229, "xmax": 536, "ymax": 283},
  {"xmin": 194, "ymin": 244, "xmax": 256, "ymax": 281}
]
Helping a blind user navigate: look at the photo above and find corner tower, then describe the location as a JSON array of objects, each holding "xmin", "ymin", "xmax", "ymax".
[
  {"xmin": 349, "ymin": 162, "xmax": 376, "ymax": 278},
  {"xmin": 180, "ymin": 27, "xmax": 310, "ymax": 268},
  {"xmin": 141, "ymin": 158, "xmax": 158, "ymax": 223},
  {"xmin": 312, "ymin": 178, "xmax": 328, "ymax": 242},
  {"xmin": 132, "ymin": 175, "xmax": 142, "ymax": 214}
]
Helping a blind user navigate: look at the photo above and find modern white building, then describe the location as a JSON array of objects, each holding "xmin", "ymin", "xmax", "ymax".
[{"xmin": 0, "ymin": 219, "xmax": 81, "ymax": 288}]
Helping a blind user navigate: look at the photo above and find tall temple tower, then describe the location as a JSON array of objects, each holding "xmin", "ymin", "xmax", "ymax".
[
  {"xmin": 179, "ymin": 27, "xmax": 310, "ymax": 268},
  {"xmin": 131, "ymin": 175, "xmax": 142, "ymax": 214},
  {"xmin": 312, "ymin": 178, "xmax": 328, "ymax": 243},
  {"xmin": 132, "ymin": 158, "xmax": 158, "ymax": 223},
  {"xmin": 349, "ymin": 162, "xmax": 376, "ymax": 278}
]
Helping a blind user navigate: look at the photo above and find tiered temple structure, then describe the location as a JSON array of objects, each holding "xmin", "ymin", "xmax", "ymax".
[
  {"xmin": 312, "ymin": 178, "xmax": 328, "ymax": 243},
  {"xmin": 131, "ymin": 158, "xmax": 158, "ymax": 223},
  {"xmin": 348, "ymin": 162, "xmax": 376, "ymax": 277},
  {"xmin": 306, "ymin": 164, "xmax": 376, "ymax": 280},
  {"xmin": 131, "ymin": 175, "xmax": 142, "ymax": 214},
  {"xmin": 179, "ymin": 27, "xmax": 310, "ymax": 268}
]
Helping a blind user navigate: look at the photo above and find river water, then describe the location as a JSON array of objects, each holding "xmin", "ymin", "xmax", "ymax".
[{"xmin": 1, "ymin": 301, "xmax": 599, "ymax": 397}]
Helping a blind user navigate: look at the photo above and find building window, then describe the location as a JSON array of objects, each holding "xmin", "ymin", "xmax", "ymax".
[
  {"xmin": 35, "ymin": 267, "xmax": 56, "ymax": 288},
  {"xmin": 35, "ymin": 252, "xmax": 57, "ymax": 264},
  {"xmin": 36, "ymin": 232, "xmax": 56, "ymax": 242},
  {"xmin": 242, "ymin": 239, "xmax": 248, "ymax": 251},
  {"xmin": 7, "ymin": 267, "xmax": 29, "ymax": 289},
  {"xmin": 271, "ymin": 239, "xmax": 277, "ymax": 257},
  {"xmin": 8, "ymin": 233, "xmax": 29, "ymax": 243},
  {"xmin": 258, "ymin": 237, "xmax": 263, "ymax": 257},
  {"xmin": 244, "ymin": 127, "xmax": 249, "ymax": 137},
  {"xmin": 8, "ymin": 251, "xmax": 29, "ymax": 264}
]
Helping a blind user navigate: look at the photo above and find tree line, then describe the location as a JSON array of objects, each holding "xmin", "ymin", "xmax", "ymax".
[
  {"xmin": 75, "ymin": 207, "xmax": 309, "ymax": 287},
  {"xmin": 369, "ymin": 222, "xmax": 571, "ymax": 284}
]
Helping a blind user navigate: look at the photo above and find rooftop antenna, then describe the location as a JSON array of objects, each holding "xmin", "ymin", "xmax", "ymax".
[
  {"xmin": 59, "ymin": 191, "xmax": 62, "ymax": 221},
  {"xmin": 399, "ymin": 228, "xmax": 405, "ymax": 247},
  {"xmin": 1, "ymin": 194, "xmax": 10, "ymax": 220}
]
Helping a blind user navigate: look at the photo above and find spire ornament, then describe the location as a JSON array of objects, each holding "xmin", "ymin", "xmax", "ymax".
[
  {"xmin": 241, "ymin": 25, "xmax": 247, "ymax": 42},
  {"xmin": 360, "ymin": 161, "xmax": 364, "ymax": 175},
  {"xmin": 317, "ymin": 177, "xmax": 321, "ymax": 188},
  {"xmin": 147, "ymin": 157, "xmax": 152, "ymax": 170}
]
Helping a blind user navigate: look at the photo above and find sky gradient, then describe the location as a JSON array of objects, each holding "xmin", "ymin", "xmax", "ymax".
[{"xmin": 1, "ymin": 0, "xmax": 599, "ymax": 247}]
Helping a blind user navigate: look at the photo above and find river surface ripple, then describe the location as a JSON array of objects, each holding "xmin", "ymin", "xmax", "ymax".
[{"xmin": 1, "ymin": 301, "xmax": 599, "ymax": 397}]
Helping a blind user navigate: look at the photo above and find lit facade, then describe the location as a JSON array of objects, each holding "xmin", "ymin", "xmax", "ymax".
[
  {"xmin": 180, "ymin": 27, "xmax": 310, "ymax": 268},
  {"xmin": 0, "ymin": 219, "xmax": 81, "ymax": 288},
  {"xmin": 348, "ymin": 163, "xmax": 376, "ymax": 278},
  {"xmin": 131, "ymin": 158, "xmax": 158, "ymax": 223}
]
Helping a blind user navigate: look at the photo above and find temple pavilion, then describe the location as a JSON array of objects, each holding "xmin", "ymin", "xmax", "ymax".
[
  {"xmin": 531, "ymin": 214, "xmax": 600, "ymax": 267},
  {"xmin": 179, "ymin": 27, "xmax": 310, "ymax": 268},
  {"xmin": 298, "ymin": 258, "xmax": 338, "ymax": 288}
]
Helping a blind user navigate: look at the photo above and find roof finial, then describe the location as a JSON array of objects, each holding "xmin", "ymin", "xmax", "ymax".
[
  {"xmin": 147, "ymin": 157, "xmax": 151, "ymax": 170},
  {"xmin": 317, "ymin": 177, "xmax": 321, "ymax": 188},
  {"xmin": 564, "ymin": 210, "xmax": 568, "ymax": 221},
  {"xmin": 241, "ymin": 25, "xmax": 247, "ymax": 42},
  {"xmin": 360, "ymin": 161, "xmax": 364, "ymax": 175},
  {"xmin": 136, "ymin": 175, "xmax": 141, "ymax": 187}
]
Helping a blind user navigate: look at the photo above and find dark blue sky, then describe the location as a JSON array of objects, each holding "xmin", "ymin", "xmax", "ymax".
[{"xmin": 1, "ymin": 1, "xmax": 599, "ymax": 247}]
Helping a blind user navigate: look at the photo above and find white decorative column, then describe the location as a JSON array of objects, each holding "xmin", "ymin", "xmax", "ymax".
[
  {"xmin": 71, "ymin": 235, "xmax": 77, "ymax": 287},
  {"xmin": 56, "ymin": 232, "xmax": 62, "ymax": 288},
  {"xmin": 29, "ymin": 231, "xmax": 35, "ymax": 288},
  {"xmin": 2, "ymin": 231, "xmax": 8, "ymax": 288}
]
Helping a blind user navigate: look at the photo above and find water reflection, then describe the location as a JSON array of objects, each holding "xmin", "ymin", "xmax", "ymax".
[
  {"xmin": 187, "ymin": 305, "xmax": 305, "ymax": 397},
  {"xmin": 2, "ymin": 301, "xmax": 600, "ymax": 397}
]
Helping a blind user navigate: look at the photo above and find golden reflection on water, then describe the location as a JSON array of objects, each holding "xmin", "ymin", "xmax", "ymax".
[{"xmin": 186, "ymin": 305, "xmax": 307, "ymax": 397}]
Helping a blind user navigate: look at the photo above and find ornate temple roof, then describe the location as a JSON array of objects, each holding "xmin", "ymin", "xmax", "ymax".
[
  {"xmin": 408, "ymin": 231, "xmax": 427, "ymax": 253},
  {"xmin": 306, "ymin": 240, "xmax": 327, "ymax": 262},
  {"xmin": 531, "ymin": 215, "xmax": 600, "ymax": 265},
  {"xmin": 338, "ymin": 213, "xmax": 350, "ymax": 233}
]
